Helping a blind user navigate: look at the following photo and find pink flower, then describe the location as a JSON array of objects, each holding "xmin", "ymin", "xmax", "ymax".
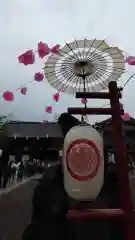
[
  {"xmin": 34, "ymin": 72, "xmax": 44, "ymax": 82},
  {"xmin": 3, "ymin": 91, "xmax": 14, "ymax": 101},
  {"xmin": 20, "ymin": 87, "xmax": 27, "ymax": 95},
  {"xmin": 123, "ymin": 112, "xmax": 130, "ymax": 121},
  {"xmin": 126, "ymin": 56, "xmax": 135, "ymax": 65},
  {"xmin": 51, "ymin": 44, "xmax": 60, "ymax": 55},
  {"xmin": 81, "ymin": 98, "xmax": 87, "ymax": 104},
  {"xmin": 53, "ymin": 93, "xmax": 60, "ymax": 102},
  {"xmin": 45, "ymin": 106, "xmax": 52, "ymax": 113},
  {"xmin": 18, "ymin": 50, "xmax": 35, "ymax": 65},
  {"xmin": 37, "ymin": 42, "xmax": 50, "ymax": 59}
]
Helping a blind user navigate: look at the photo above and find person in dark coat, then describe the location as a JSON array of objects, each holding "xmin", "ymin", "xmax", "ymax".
[{"xmin": 22, "ymin": 164, "xmax": 70, "ymax": 240}]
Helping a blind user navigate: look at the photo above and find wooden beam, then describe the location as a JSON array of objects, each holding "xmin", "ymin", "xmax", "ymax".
[
  {"xmin": 76, "ymin": 92, "xmax": 111, "ymax": 99},
  {"xmin": 68, "ymin": 107, "xmax": 124, "ymax": 115}
]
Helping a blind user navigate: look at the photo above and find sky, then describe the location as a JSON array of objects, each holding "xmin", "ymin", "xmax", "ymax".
[{"xmin": 0, "ymin": 0, "xmax": 135, "ymax": 124}]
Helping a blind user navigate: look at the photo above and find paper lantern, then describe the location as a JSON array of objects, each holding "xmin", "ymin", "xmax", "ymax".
[
  {"xmin": 34, "ymin": 72, "xmax": 44, "ymax": 82},
  {"xmin": 53, "ymin": 93, "xmax": 60, "ymax": 102},
  {"xmin": 123, "ymin": 112, "xmax": 130, "ymax": 121},
  {"xmin": 51, "ymin": 44, "xmax": 60, "ymax": 55},
  {"xmin": 2, "ymin": 91, "xmax": 14, "ymax": 101},
  {"xmin": 20, "ymin": 87, "xmax": 27, "ymax": 95},
  {"xmin": 45, "ymin": 106, "xmax": 52, "ymax": 113},
  {"xmin": 37, "ymin": 42, "xmax": 50, "ymax": 59},
  {"xmin": 126, "ymin": 56, "xmax": 135, "ymax": 65},
  {"xmin": 81, "ymin": 98, "xmax": 87, "ymax": 104},
  {"xmin": 18, "ymin": 50, "xmax": 35, "ymax": 65}
]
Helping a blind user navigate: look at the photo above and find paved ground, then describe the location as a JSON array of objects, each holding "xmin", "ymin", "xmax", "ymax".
[
  {"xmin": 0, "ymin": 177, "xmax": 38, "ymax": 240},
  {"xmin": 0, "ymin": 175, "xmax": 135, "ymax": 240}
]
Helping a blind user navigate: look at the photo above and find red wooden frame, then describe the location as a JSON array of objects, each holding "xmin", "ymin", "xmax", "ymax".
[{"xmin": 67, "ymin": 81, "xmax": 135, "ymax": 240}]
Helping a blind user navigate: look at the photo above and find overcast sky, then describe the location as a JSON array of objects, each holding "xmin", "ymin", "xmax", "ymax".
[{"xmin": 0, "ymin": 0, "xmax": 135, "ymax": 124}]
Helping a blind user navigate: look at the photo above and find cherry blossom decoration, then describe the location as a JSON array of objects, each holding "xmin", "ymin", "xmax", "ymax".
[
  {"xmin": 53, "ymin": 93, "xmax": 60, "ymax": 102},
  {"xmin": 34, "ymin": 72, "xmax": 44, "ymax": 82},
  {"xmin": 38, "ymin": 42, "xmax": 50, "ymax": 59},
  {"xmin": 18, "ymin": 50, "xmax": 35, "ymax": 65},
  {"xmin": 45, "ymin": 105, "xmax": 52, "ymax": 113},
  {"xmin": 123, "ymin": 112, "xmax": 130, "ymax": 121},
  {"xmin": 3, "ymin": 42, "xmax": 61, "ymax": 116},
  {"xmin": 51, "ymin": 44, "xmax": 60, "ymax": 55},
  {"xmin": 81, "ymin": 98, "xmax": 88, "ymax": 104},
  {"xmin": 126, "ymin": 56, "xmax": 135, "ymax": 66},
  {"xmin": 2, "ymin": 91, "xmax": 14, "ymax": 102},
  {"xmin": 20, "ymin": 87, "xmax": 27, "ymax": 95}
]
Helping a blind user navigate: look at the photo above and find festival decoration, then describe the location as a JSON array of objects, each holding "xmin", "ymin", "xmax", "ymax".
[
  {"xmin": 45, "ymin": 105, "xmax": 52, "ymax": 113},
  {"xmin": 123, "ymin": 112, "xmax": 130, "ymax": 121},
  {"xmin": 34, "ymin": 72, "xmax": 44, "ymax": 82},
  {"xmin": 126, "ymin": 56, "xmax": 135, "ymax": 66},
  {"xmin": 20, "ymin": 87, "xmax": 27, "ymax": 95},
  {"xmin": 18, "ymin": 50, "xmax": 35, "ymax": 65},
  {"xmin": 37, "ymin": 42, "xmax": 50, "ymax": 59},
  {"xmin": 51, "ymin": 44, "xmax": 60, "ymax": 55},
  {"xmin": 45, "ymin": 39, "xmax": 125, "ymax": 94},
  {"xmin": 3, "ymin": 39, "xmax": 135, "ymax": 122},
  {"xmin": 81, "ymin": 98, "xmax": 87, "ymax": 104},
  {"xmin": 53, "ymin": 93, "xmax": 60, "ymax": 102},
  {"xmin": 2, "ymin": 91, "xmax": 14, "ymax": 102}
]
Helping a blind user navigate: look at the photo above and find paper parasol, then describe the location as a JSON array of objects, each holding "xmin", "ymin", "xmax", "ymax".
[{"xmin": 44, "ymin": 39, "xmax": 125, "ymax": 94}]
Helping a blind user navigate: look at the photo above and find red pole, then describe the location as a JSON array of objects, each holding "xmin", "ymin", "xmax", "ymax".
[{"xmin": 109, "ymin": 81, "xmax": 135, "ymax": 240}]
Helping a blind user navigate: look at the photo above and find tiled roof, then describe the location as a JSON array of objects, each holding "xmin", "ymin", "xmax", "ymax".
[
  {"xmin": 95, "ymin": 117, "xmax": 135, "ymax": 128},
  {"xmin": 5, "ymin": 121, "xmax": 63, "ymax": 138}
]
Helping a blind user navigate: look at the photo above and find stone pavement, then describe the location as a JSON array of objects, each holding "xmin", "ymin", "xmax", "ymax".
[{"xmin": 0, "ymin": 176, "xmax": 39, "ymax": 240}]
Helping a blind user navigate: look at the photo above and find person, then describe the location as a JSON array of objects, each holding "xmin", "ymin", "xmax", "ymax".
[
  {"xmin": 7, "ymin": 159, "xmax": 12, "ymax": 184},
  {"xmin": 17, "ymin": 161, "xmax": 24, "ymax": 182},
  {"xmin": 22, "ymin": 164, "xmax": 70, "ymax": 240},
  {"xmin": 11, "ymin": 161, "xmax": 17, "ymax": 182}
]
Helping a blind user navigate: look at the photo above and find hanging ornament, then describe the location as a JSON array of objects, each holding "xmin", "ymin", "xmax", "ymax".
[
  {"xmin": 81, "ymin": 98, "xmax": 87, "ymax": 104},
  {"xmin": 18, "ymin": 50, "xmax": 35, "ymax": 65},
  {"xmin": 34, "ymin": 72, "xmax": 44, "ymax": 82},
  {"xmin": 20, "ymin": 87, "xmax": 27, "ymax": 95},
  {"xmin": 45, "ymin": 105, "xmax": 52, "ymax": 113},
  {"xmin": 53, "ymin": 93, "xmax": 60, "ymax": 102},
  {"xmin": 37, "ymin": 41, "xmax": 50, "ymax": 59},
  {"xmin": 126, "ymin": 56, "xmax": 135, "ymax": 65},
  {"xmin": 51, "ymin": 44, "xmax": 60, "ymax": 55},
  {"xmin": 123, "ymin": 112, "xmax": 130, "ymax": 121},
  {"xmin": 2, "ymin": 91, "xmax": 14, "ymax": 101}
]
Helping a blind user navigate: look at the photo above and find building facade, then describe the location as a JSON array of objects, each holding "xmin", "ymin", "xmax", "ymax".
[{"xmin": 0, "ymin": 121, "xmax": 63, "ymax": 163}]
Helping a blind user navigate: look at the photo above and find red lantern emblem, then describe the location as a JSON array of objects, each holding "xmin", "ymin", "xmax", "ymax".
[
  {"xmin": 81, "ymin": 98, "xmax": 87, "ymax": 104},
  {"xmin": 66, "ymin": 139, "xmax": 100, "ymax": 181},
  {"xmin": 34, "ymin": 72, "xmax": 44, "ymax": 82},
  {"xmin": 51, "ymin": 44, "xmax": 60, "ymax": 55},
  {"xmin": 2, "ymin": 91, "xmax": 14, "ymax": 101},
  {"xmin": 18, "ymin": 50, "xmax": 35, "ymax": 65},
  {"xmin": 20, "ymin": 87, "xmax": 27, "ymax": 95},
  {"xmin": 37, "ymin": 42, "xmax": 50, "ymax": 59},
  {"xmin": 53, "ymin": 93, "xmax": 60, "ymax": 102},
  {"xmin": 45, "ymin": 106, "xmax": 52, "ymax": 113}
]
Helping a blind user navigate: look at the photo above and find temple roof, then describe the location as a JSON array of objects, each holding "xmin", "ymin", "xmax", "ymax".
[{"xmin": 4, "ymin": 121, "xmax": 63, "ymax": 139}]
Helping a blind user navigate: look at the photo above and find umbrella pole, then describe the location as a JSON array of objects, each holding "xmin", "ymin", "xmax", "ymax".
[{"xmin": 81, "ymin": 76, "xmax": 87, "ymax": 123}]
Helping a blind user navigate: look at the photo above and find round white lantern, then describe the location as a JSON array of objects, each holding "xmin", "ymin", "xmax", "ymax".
[{"xmin": 63, "ymin": 125, "xmax": 104, "ymax": 201}]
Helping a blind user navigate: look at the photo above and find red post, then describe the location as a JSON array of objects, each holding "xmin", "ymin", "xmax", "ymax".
[{"xmin": 109, "ymin": 81, "xmax": 135, "ymax": 240}]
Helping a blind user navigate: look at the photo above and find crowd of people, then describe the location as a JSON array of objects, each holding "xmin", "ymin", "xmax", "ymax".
[{"xmin": 0, "ymin": 158, "xmax": 44, "ymax": 189}]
